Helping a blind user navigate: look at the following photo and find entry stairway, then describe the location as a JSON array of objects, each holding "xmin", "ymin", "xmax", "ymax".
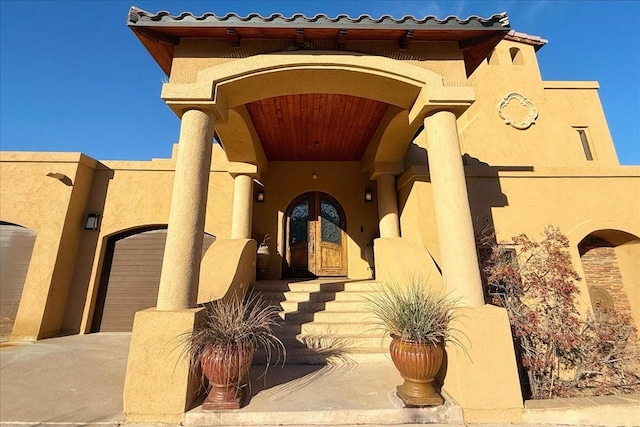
[{"xmin": 251, "ymin": 278, "xmax": 391, "ymax": 365}]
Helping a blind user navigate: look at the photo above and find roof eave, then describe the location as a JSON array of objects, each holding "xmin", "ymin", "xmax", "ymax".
[{"xmin": 127, "ymin": 7, "xmax": 511, "ymax": 77}]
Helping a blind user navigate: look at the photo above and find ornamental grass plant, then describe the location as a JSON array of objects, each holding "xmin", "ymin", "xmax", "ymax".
[
  {"xmin": 182, "ymin": 290, "xmax": 285, "ymax": 380},
  {"xmin": 366, "ymin": 277, "xmax": 463, "ymax": 347}
]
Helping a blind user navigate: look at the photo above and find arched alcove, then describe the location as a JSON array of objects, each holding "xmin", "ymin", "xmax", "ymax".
[
  {"xmin": 509, "ymin": 47, "xmax": 524, "ymax": 65},
  {"xmin": 578, "ymin": 230, "xmax": 640, "ymax": 329}
]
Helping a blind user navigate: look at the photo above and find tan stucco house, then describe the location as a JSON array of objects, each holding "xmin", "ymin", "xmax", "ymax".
[{"xmin": 1, "ymin": 7, "xmax": 638, "ymax": 424}]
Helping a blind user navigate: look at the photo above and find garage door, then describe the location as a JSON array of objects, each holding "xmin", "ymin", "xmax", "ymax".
[
  {"xmin": 0, "ymin": 223, "xmax": 36, "ymax": 342},
  {"xmin": 93, "ymin": 229, "xmax": 215, "ymax": 332}
]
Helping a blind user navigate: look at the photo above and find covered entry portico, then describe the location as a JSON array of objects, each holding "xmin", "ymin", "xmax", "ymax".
[
  {"xmin": 123, "ymin": 9, "xmax": 522, "ymax": 424},
  {"xmin": 156, "ymin": 45, "xmax": 485, "ymax": 303}
]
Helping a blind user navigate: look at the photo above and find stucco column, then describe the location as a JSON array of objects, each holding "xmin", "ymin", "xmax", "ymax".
[
  {"xmin": 157, "ymin": 108, "xmax": 215, "ymax": 311},
  {"xmin": 425, "ymin": 110, "xmax": 484, "ymax": 307},
  {"xmin": 377, "ymin": 174, "xmax": 400, "ymax": 238},
  {"xmin": 230, "ymin": 174, "xmax": 253, "ymax": 239}
]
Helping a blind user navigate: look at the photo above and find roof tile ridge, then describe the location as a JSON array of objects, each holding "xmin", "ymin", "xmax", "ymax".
[{"xmin": 129, "ymin": 7, "xmax": 510, "ymax": 27}]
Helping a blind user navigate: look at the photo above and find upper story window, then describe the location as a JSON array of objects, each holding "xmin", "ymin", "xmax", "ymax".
[
  {"xmin": 509, "ymin": 47, "xmax": 524, "ymax": 65},
  {"xmin": 575, "ymin": 128, "xmax": 595, "ymax": 161}
]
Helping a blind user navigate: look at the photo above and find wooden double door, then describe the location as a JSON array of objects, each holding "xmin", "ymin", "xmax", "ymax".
[{"xmin": 285, "ymin": 192, "xmax": 347, "ymax": 277}]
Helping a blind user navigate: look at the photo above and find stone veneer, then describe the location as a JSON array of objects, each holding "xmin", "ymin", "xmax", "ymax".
[{"xmin": 579, "ymin": 236, "xmax": 633, "ymax": 318}]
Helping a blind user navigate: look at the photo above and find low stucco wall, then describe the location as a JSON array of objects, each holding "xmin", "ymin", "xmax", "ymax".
[
  {"xmin": 442, "ymin": 304, "xmax": 524, "ymax": 424},
  {"xmin": 373, "ymin": 237, "xmax": 443, "ymax": 292},
  {"xmin": 523, "ymin": 394, "xmax": 640, "ymax": 426},
  {"xmin": 197, "ymin": 238, "xmax": 257, "ymax": 303},
  {"xmin": 123, "ymin": 308, "xmax": 203, "ymax": 424}
]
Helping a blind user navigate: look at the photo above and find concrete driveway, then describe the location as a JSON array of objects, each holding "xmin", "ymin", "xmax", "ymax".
[{"xmin": 0, "ymin": 333, "xmax": 129, "ymax": 424}]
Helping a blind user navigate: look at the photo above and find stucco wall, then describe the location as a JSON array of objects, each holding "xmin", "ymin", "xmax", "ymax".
[
  {"xmin": 461, "ymin": 40, "xmax": 619, "ymax": 167},
  {"xmin": 61, "ymin": 144, "xmax": 236, "ymax": 334},
  {"xmin": 398, "ymin": 163, "xmax": 640, "ymax": 317},
  {"xmin": 616, "ymin": 241, "xmax": 640, "ymax": 329},
  {"xmin": 0, "ymin": 152, "xmax": 96, "ymax": 340},
  {"xmin": 2, "ymin": 35, "xmax": 638, "ymax": 348},
  {"xmin": 169, "ymin": 39, "xmax": 467, "ymax": 86}
]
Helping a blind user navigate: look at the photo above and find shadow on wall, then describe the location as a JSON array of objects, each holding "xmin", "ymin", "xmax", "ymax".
[
  {"xmin": 60, "ymin": 165, "xmax": 113, "ymax": 335},
  {"xmin": 462, "ymin": 153, "xmax": 534, "ymax": 240},
  {"xmin": 399, "ymin": 142, "xmax": 528, "ymax": 274}
]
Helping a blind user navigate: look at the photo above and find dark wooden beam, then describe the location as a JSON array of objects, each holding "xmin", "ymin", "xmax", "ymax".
[
  {"xmin": 399, "ymin": 30, "xmax": 414, "ymax": 50},
  {"xmin": 227, "ymin": 28, "xmax": 240, "ymax": 47},
  {"xmin": 337, "ymin": 29, "xmax": 347, "ymax": 49},
  {"xmin": 296, "ymin": 28, "xmax": 305, "ymax": 48}
]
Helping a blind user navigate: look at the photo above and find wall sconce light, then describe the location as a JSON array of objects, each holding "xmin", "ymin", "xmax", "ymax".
[
  {"xmin": 85, "ymin": 213, "xmax": 100, "ymax": 230},
  {"xmin": 364, "ymin": 189, "xmax": 373, "ymax": 202},
  {"xmin": 256, "ymin": 190, "xmax": 265, "ymax": 203}
]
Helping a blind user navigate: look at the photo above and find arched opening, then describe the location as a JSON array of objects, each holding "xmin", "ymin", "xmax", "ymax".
[
  {"xmin": 0, "ymin": 222, "xmax": 36, "ymax": 342},
  {"xmin": 283, "ymin": 192, "xmax": 347, "ymax": 278},
  {"xmin": 578, "ymin": 230, "xmax": 640, "ymax": 329},
  {"xmin": 91, "ymin": 226, "xmax": 215, "ymax": 332},
  {"xmin": 509, "ymin": 47, "xmax": 524, "ymax": 65},
  {"xmin": 171, "ymin": 53, "xmax": 450, "ymax": 168}
]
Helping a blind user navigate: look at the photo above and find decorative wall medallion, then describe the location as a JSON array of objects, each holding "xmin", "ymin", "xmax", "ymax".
[{"xmin": 498, "ymin": 92, "xmax": 538, "ymax": 130}]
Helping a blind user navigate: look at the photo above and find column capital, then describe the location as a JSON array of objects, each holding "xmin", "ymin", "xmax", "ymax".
[
  {"xmin": 369, "ymin": 161, "xmax": 404, "ymax": 180},
  {"xmin": 228, "ymin": 161, "xmax": 260, "ymax": 179},
  {"xmin": 164, "ymin": 101, "xmax": 228, "ymax": 124},
  {"xmin": 162, "ymin": 82, "xmax": 229, "ymax": 123},
  {"xmin": 408, "ymin": 85, "xmax": 475, "ymax": 126}
]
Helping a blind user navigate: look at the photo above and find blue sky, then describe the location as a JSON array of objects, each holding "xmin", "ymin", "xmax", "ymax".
[{"xmin": 1, "ymin": 1, "xmax": 638, "ymax": 164}]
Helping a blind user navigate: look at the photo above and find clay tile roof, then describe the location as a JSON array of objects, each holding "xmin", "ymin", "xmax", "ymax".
[
  {"xmin": 127, "ymin": 7, "xmax": 511, "ymax": 76},
  {"xmin": 128, "ymin": 7, "xmax": 510, "ymax": 29},
  {"xmin": 504, "ymin": 29, "xmax": 548, "ymax": 50}
]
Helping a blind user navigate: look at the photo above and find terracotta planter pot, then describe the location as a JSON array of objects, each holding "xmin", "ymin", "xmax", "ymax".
[
  {"xmin": 389, "ymin": 335, "xmax": 445, "ymax": 406},
  {"xmin": 200, "ymin": 342, "xmax": 255, "ymax": 410}
]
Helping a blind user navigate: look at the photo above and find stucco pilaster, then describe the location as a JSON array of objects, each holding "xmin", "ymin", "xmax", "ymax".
[
  {"xmin": 156, "ymin": 108, "xmax": 214, "ymax": 311},
  {"xmin": 377, "ymin": 174, "xmax": 400, "ymax": 238},
  {"xmin": 425, "ymin": 110, "xmax": 484, "ymax": 307},
  {"xmin": 230, "ymin": 174, "xmax": 254, "ymax": 239}
]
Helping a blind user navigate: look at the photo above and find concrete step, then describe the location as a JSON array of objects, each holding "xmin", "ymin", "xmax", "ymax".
[
  {"xmin": 252, "ymin": 279, "xmax": 388, "ymax": 365},
  {"xmin": 327, "ymin": 290, "xmax": 383, "ymax": 301},
  {"xmin": 280, "ymin": 310, "xmax": 372, "ymax": 323},
  {"xmin": 253, "ymin": 279, "xmax": 384, "ymax": 293},
  {"xmin": 260, "ymin": 291, "xmax": 316, "ymax": 303},
  {"xmin": 254, "ymin": 347, "xmax": 391, "ymax": 365},
  {"xmin": 279, "ymin": 299, "xmax": 372, "ymax": 313},
  {"xmin": 279, "ymin": 321, "xmax": 378, "ymax": 335},
  {"xmin": 277, "ymin": 332, "xmax": 392, "ymax": 350},
  {"xmin": 185, "ymin": 364, "xmax": 465, "ymax": 426},
  {"xmin": 262, "ymin": 289, "xmax": 382, "ymax": 304}
]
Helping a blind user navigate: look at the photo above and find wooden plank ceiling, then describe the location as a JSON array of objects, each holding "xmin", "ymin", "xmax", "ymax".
[{"xmin": 246, "ymin": 93, "xmax": 389, "ymax": 161}]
